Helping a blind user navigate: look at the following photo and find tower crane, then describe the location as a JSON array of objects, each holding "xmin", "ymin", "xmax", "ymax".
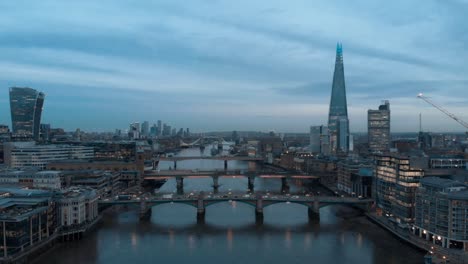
[{"xmin": 417, "ymin": 93, "xmax": 468, "ymax": 131}]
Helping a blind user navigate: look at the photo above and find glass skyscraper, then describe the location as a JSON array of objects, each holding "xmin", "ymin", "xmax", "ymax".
[
  {"xmin": 9, "ymin": 87, "xmax": 45, "ymax": 140},
  {"xmin": 328, "ymin": 43, "xmax": 349, "ymax": 153}
]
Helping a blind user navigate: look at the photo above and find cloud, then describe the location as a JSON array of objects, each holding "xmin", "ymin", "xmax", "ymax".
[{"xmin": 0, "ymin": 0, "xmax": 466, "ymax": 132}]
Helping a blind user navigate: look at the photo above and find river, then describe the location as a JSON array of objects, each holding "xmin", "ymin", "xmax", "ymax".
[{"xmin": 35, "ymin": 145, "xmax": 424, "ymax": 264}]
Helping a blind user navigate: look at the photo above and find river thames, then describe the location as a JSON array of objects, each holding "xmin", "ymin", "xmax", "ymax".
[{"xmin": 35, "ymin": 145, "xmax": 424, "ymax": 264}]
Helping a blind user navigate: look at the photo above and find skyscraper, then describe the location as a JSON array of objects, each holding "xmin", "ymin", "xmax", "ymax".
[
  {"xmin": 328, "ymin": 43, "xmax": 349, "ymax": 153},
  {"xmin": 368, "ymin": 101, "xmax": 391, "ymax": 152},
  {"xmin": 309, "ymin": 125, "xmax": 329, "ymax": 154},
  {"xmin": 9, "ymin": 87, "xmax": 45, "ymax": 141},
  {"xmin": 141, "ymin": 121, "xmax": 149, "ymax": 137}
]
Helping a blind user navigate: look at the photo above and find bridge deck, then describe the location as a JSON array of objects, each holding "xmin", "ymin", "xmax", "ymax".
[
  {"xmin": 155, "ymin": 156, "xmax": 263, "ymax": 161},
  {"xmin": 99, "ymin": 194, "xmax": 372, "ymax": 205}
]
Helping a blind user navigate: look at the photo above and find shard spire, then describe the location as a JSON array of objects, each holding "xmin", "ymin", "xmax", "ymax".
[{"xmin": 328, "ymin": 43, "xmax": 349, "ymax": 153}]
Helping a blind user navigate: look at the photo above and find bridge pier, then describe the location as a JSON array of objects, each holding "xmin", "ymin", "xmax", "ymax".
[
  {"xmin": 307, "ymin": 199, "xmax": 320, "ymax": 223},
  {"xmin": 152, "ymin": 160, "xmax": 159, "ymax": 170},
  {"xmin": 176, "ymin": 176, "xmax": 184, "ymax": 194},
  {"xmin": 139, "ymin": 201, "xmax": 151, "ymax": 220},
  {"xmin": 212, "ymin": 176, "xmax": 219, "ymax": 191},
  {"xmin": 255, "ymin": 195, "xmax": 263, "ymax": 225},
  {"xmin": 281, "ymin": 177, "xmax": 290, "ymax": 194},
  {"xmin": 197, "ymin": 195, "xmax": 205, "ymax": 224},
  {"xmin": 248, "ymin": 176, "xmax": 255, "ymax": 192}
]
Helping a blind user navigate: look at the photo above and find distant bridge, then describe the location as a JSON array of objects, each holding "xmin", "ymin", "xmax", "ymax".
[
  {"xmin": 153, "ymin": 156, "xmax": 263, "ymax": 170},
  {"xmin": 179, "ymin": 136, "xmax": 229, "ymax": 147},
  {"xmin": 98, "ymin": 192, "xmax": 373, "ymax": 223},
  {"xmin": 143, "ymin": 170, "xmax": 319, "ymax": 193}
]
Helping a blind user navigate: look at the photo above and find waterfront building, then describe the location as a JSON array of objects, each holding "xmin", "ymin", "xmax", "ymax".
[
  {"xmin": 368, "ymin": 101, "xmax": 391, "ymax": 153},
  {"xmin": 3, "ymin": 142, "xmax": 94, "ymax": 170},
  {"xmin": 0, "ymin": 188, "xmax": 58, "ymax": 260},
  {"xmin": 414, "ymin": 177, "xmax": 468, "ymax": 251},
  {"xmin": 9, "ymin": 87, "xmax": 45, "ymax": 141},
  {"xmin": 56, "ymin": 187, "xmax": 98, "ymax": 227},
  {"xmin": 310, "ymin": 125, "xmax": 329, "ymax": 154},
  {"xmin": 328, "ymin": 43, "xmax": 349, "ymax": 154},
  {"xmin": 0, "ymin": 170, "xmax": 64, "ymax": 189},
  {"xmin": 374, "ymin": 154, "xmax": 425, "ymax": 223},
  {"xmin": 337, "ymin": 158, "xmax": 373, "ymax": 195}
]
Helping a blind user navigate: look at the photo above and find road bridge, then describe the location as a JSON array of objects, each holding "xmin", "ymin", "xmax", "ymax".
[
  {"xmin": 99, "ymin": 192, "xmax": 373, "ymax": 224},
  {"xmin": 143, "ymin": 170, "xmax": 319, "ymax": 193},
  {"xmin": 154, "ymin": 156, "xmax": 263, "ymax": 170}
]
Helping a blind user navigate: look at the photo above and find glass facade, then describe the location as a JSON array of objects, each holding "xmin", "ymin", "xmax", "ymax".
[
  {"xmin": 374, "ymin": 155, "xmax": 424, "ymax": 223},
  {"xmin": 9, "ymin": 87, "xmax": 45, "ymax": 140},
  {"xmin": 368, "ymin": 101, "xmax": 390, "ymax": 152},
  {"xmin": 328, "ymin": 43, "xmax": 349, "ymax": 153}
]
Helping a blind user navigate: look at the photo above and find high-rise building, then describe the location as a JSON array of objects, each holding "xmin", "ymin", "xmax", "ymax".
[
  {"xmin": 157, "ymin": 120, "xmax": 162, "ymax": 136},
  {"xmin": 328, "ymin": 43, "xmax": 349, "ymax": 154},
  {"xmin": 310, "ymin": 125, "xmax": 329, "ymax": 154},
  {"xmin": 368, "ymin": 101, "xmax": 391, "ymax": 152},
  {"xmin": 141, "ymin": 121, "xmax": 149, "ymax": 137},
  {"xmin": 9, "ymin": 87, "xmax": 45, "ymax": 140}
]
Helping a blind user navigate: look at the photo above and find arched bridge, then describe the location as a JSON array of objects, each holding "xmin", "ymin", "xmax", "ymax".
[{"xmin": 98, "ymin": 193, "xmax": 373, "ymax": 224}]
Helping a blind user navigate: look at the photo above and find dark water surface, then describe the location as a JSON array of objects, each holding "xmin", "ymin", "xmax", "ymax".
[{"xmin": 35, "ymin": 146, "xmax": 424, "ymax": 264}]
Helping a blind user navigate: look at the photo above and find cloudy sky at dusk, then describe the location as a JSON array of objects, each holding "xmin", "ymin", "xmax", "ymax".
[{"xmin": 0, "ymin": 0, "xmax": 467, "ymax": 133}]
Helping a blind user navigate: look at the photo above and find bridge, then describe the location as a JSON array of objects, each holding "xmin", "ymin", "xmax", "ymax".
[
  {"xmin": 179, "ymin": 136, "xmax": 229, "ymax": 147},
  {"xmin": 154, "ymin": 156, "xmax": 263, "ymax": 170},
  {"xmin": 143, "ymin": 170, "xmax": 319, "ymax": 193},
  {"xmin": 98, "ymin": 192, "xmax": 373, "ymax": 224}
]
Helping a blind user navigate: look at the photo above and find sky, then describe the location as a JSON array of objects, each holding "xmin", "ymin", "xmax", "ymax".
[{"xmin": 0, "ymin": 0, "xmax": 467, "ymax": 133}]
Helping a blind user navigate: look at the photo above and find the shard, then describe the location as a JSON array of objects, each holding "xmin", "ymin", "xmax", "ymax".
[{"xmin": 328, "ymin": 43, "xmax": 349, "ymax": 153}]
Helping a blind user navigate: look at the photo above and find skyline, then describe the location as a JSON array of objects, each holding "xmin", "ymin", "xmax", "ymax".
[{"xmin": 0, "ymin": 1, "xmax": 467, "ymax": 133}]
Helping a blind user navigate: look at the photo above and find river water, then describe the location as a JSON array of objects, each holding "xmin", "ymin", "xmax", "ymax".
[{"xmin": 35, "ymin": 145, "xmax": 424, "ymax": 264}]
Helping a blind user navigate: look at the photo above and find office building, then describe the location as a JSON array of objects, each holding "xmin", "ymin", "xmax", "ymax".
[
  {"xmin": 3, "ymin": 142, "xmax": 94, "ymax": 169},
  {"xmin": 0, "ymin": 170, "xmax": 64, "ymax": 190},
  {"xmin": 56, "ymin": 187, "xmax": 98, "ymax": 227},
  {"xmin": 374, "ymin": 154, "xmax": 425, "ymax": 223},
  {"xmin": 368, "ymin": 101, "xmax": 391, "ymax": 152},
  {"xmin": 141, "ymin": 121, "xmax": 149, "ymax": 137},
  {"xmin": 328, "ymin": 43, "xmax": 349, "ymax": 153},
  {"xmin": 9, "ymin": 87, "xmax": 45, "ymax": 141},
  {"xmin": 309, "ymin": 125, "xmax": 329, "ymax": 154},
  {"xmin": 337, "ymin": 158, "xmax": 373, "ymax": 195},
  {"xmin": 414, "ymin": 177, "xmax": 468, "ymax": 250}
]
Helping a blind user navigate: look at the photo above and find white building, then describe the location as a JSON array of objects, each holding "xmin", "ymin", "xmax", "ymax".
[
  {"xmin": 3, "ymin": 142, "xmax": 94, "ymax": 169},
  {"xmin": 57, "ymin": 187, "xmax": 98, "ymax": 227},
  {"xmin": 0, "ymin": 170, "xmax": 63, "ymax": 189}
]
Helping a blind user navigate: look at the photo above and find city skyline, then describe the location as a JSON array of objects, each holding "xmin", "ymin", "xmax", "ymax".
[{"xmin": 0, "ymin": 1, "xmax": 467, "ymax": 132}]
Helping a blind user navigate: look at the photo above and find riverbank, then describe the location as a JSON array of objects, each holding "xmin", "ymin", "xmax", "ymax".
[
  {"xmin": 0, "ymin": 216, "xmax": 102, "ymax": 264},
  {"xmin": 366, "ymin": 212, "xmax": 468, "ymax": 264}
]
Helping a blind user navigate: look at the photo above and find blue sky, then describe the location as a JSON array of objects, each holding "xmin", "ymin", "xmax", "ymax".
[{"xmin": 0, "ymin": 0, "xmax": 467, "ymax": 133}]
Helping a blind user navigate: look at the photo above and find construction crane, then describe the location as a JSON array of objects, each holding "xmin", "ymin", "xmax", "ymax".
[{"xmin": 417, "ymin": 93, "xmax": 468, "ymax": 130}]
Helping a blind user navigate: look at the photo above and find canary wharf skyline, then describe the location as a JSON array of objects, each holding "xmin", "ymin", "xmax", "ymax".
[{"xmin": 0, "ymin": 0, "xmax": 467, "ymax": 132}]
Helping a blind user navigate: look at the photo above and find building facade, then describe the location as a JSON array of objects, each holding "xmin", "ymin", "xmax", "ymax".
[
  {"xmin": 328, "ymin": 43, "xmax": 349, "ymax": 154},
  {"xmin": 368, "ymin": 101, "xmax": 390, "ymax": 153},
  {"xmin": 414, "ymin": 177, "xmax": 468, "ymax": 251},
  {"xmin": 9, "ymin": 87, "xmax": 45, "ymax": 141},
  {"xmin": 3, "ymin": 142, "xmax": 94, "ymax": 169},
  {"xmin": 309, "ymin": 125, "xmax": 329, "ymax": 154},
  {"xmin": 0, "ymin": 170, "xmax": 64, "ymax": 189},
  {"xmin": 337, "ymin": 158, "xmax": 373, "ymax": 195},
  {"xmin": 56, "ymin": 187, "xmax": 98, "ymax": 227},
  {"xmin": 374, "ymin": 155, "xmax": 425, "ymax": 223}
]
